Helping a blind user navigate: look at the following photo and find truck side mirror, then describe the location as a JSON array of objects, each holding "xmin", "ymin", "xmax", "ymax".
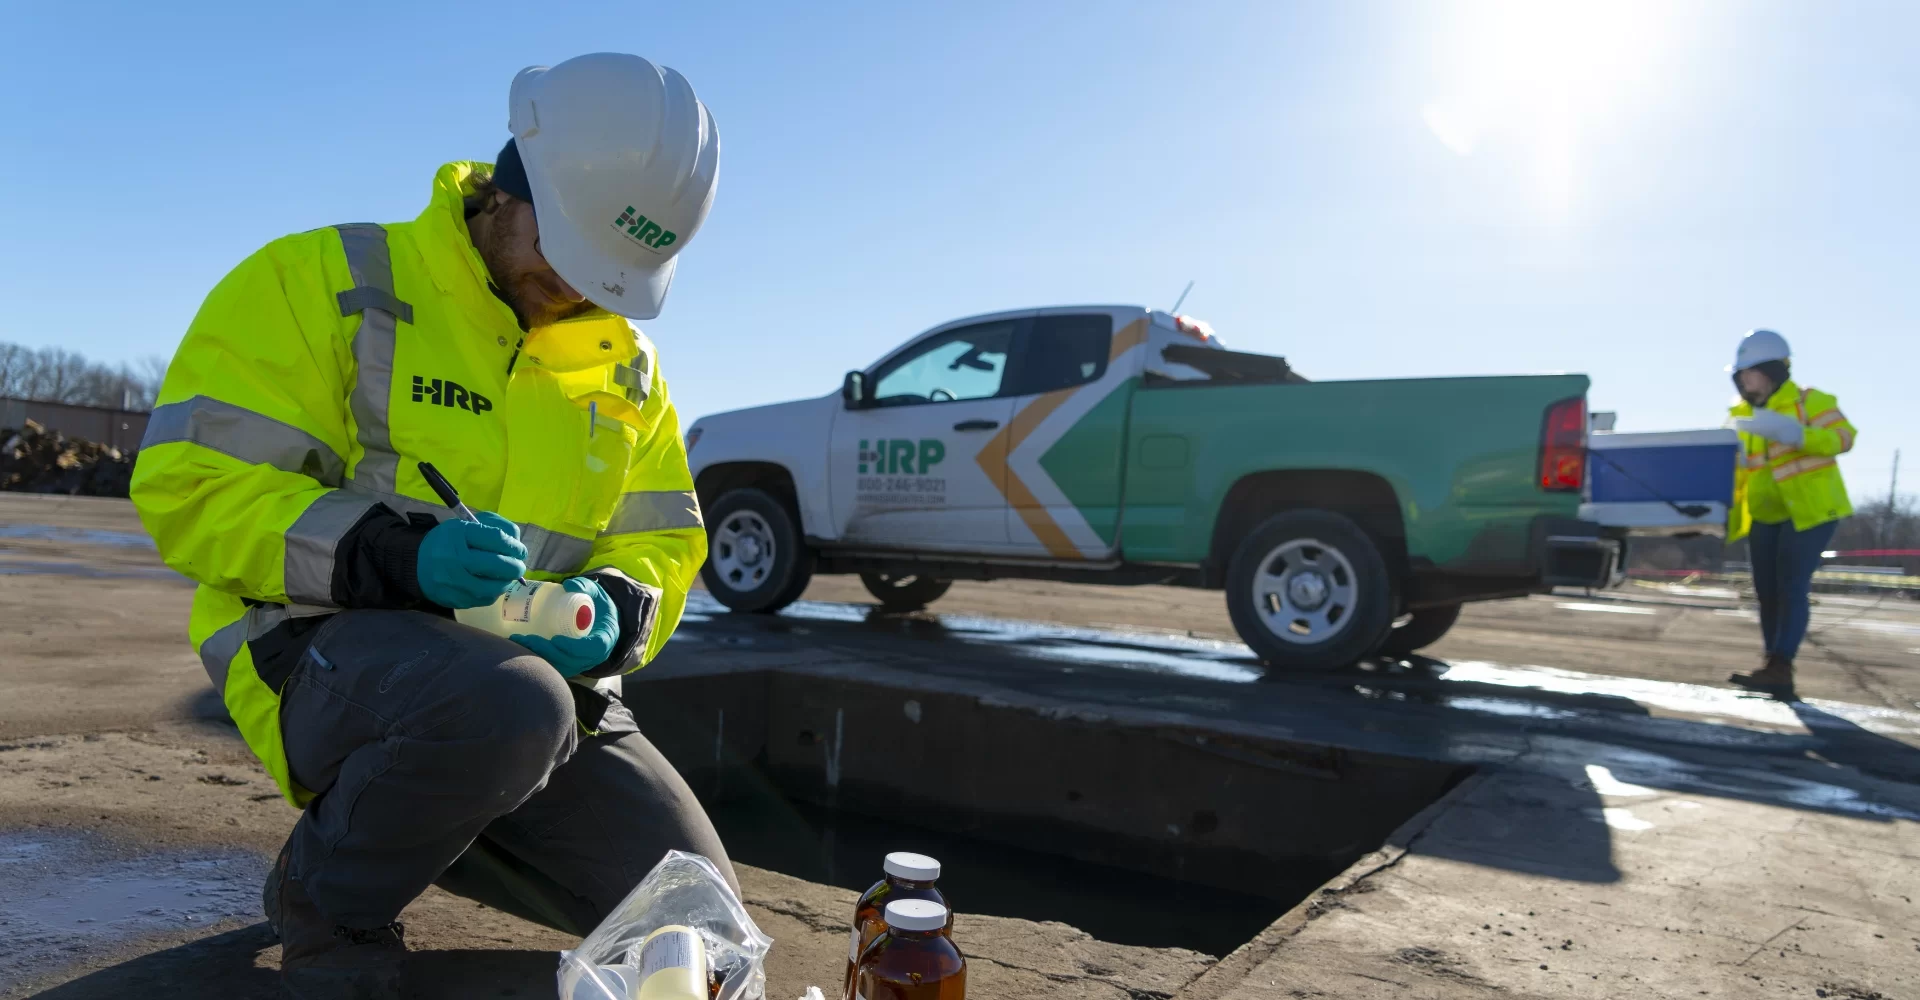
[{"xmin": 842, "ymin": 371, "xmax": 867, "ymax": 408}]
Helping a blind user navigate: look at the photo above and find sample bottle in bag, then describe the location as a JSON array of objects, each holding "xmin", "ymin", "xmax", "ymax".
[
  {"xmin": 853, "ymin": 901, "xmax": 964, "ymax": 1000},
  {"xmin": 634, "ymin": 924, "xmax": 708, "ymax": 1000},
  {"xmin": 844, "ymin": 853, "xmax": 945, "ymax": 999},
  {"xmin": 454, "ymin": 578, "xmax": 594, "ymax": 641}
]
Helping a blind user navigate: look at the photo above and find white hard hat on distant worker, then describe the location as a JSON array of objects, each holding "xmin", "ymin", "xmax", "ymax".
[
  {"xmin": 493, "ymin": 52, "xmax": 720, "ymax": 321},
  {"xmin": 1728, "ymin": 329, "xmax": 1790, "ymax": 372}
]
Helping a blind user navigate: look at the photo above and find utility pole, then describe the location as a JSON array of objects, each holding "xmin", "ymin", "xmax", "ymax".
[{"xmin": 1886, "ymin": 449, "xmax": 1901, "ymax": 547}]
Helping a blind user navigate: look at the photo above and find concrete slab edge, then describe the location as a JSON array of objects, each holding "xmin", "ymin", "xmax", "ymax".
[{"xmin": 1169, "ymin": 769, "xmax": 1492, "ymax": 1000}]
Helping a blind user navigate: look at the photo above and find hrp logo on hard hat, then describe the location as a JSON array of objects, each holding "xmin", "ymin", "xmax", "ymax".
[
  {"xmin": 507, "ymin": 53, "xmax": 719, "ymax": 320},
  {"xmin": 613, "ymin": 207, "xmax": 678, "ymax": 254}
]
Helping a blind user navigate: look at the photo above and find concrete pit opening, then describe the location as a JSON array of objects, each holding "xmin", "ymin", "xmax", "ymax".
[{"xmin": 626, "ymin": 666, "xmax": 1469, "ymax": 958}]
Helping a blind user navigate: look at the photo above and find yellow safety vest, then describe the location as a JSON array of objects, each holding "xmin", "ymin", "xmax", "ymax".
[
  {"xmin": 1729, "ymin": 380, "xmax": 1856, "ymax": 541},
  {"xmin": 130, "ymin": 162, "xmax": 706, "ymax": 804}
]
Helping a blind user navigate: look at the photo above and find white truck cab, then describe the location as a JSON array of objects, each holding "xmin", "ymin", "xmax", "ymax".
[{"xmin": 686, "ymin": 306, "xmax": 1221, "ymax": 609}]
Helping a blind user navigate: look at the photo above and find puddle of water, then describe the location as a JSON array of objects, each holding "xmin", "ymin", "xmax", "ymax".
[
  {"xmin": 690, "ymin": 591, "xmax": 1920, "ymax": 737},
  {"xmin": 1573, "ymin": 743, "xmax": 1920, "ymax": 822},
  {"xmin": 0, "ymin": 832, "xmax": 264, "ymax": 987},
  {"xmin": 0, "ymin": 523, "xmax": 155, "ymax": 549},
  {"xmin": 1555, "ymin": 602, "xmax": 1656, "ymax": 615},
  {"xmin": 1439, "ymin": 660, "xmax": 1920, "ymax": 738}
]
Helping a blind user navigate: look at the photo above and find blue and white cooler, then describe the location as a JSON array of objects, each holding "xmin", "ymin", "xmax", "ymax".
[{"xmin": 1581, "ymin": 428, "xmax": 1740, "ymax": 536}]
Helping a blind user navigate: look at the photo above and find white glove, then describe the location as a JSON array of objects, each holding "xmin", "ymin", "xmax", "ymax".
[{"xmin": 1735, "ymin": 409, "xmax": 1805, "ymax": 448}]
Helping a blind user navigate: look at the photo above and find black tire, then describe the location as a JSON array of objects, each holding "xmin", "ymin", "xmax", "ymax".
[
  {"xmin": 700, "ymin": 488, "xmax": 814, "ymax": 614},
  {"xmin": 1378, "ymin": 603, "xmax": 1463, "ymax": 657},
  {"xmin": 1225, "ymin": 509, "xmax": 1395, "ymax": 673},
  {"xmin": 859, "ymin": 572, "xmax": 954, "ymax": 612}
]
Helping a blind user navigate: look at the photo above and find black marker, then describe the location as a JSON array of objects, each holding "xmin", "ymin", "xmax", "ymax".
[
  {"xmin": 418, "ymin": 461, "xmax": 524, "ymax": 584},
  {"xmin": 417, "ymin": 462, "xmax": 480, "ymax": 522}
]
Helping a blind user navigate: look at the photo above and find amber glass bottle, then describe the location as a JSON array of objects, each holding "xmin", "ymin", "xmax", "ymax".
[
  {"xmin": 843, "ymin": 853, "xmax": 945, "ymax": 999},
  {"xmin": 853, "ymin": 900, "xmax": 965, "ymax": 1000}
]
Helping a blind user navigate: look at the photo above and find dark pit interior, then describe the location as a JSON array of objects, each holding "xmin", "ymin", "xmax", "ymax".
[{"xmin": 626, "ymin": 667, "xmax": 1468, "ymax": 957}]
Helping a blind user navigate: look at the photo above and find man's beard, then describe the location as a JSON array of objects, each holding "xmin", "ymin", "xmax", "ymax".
[{"xmin": 478, "ymin": 208, "xmax": 592, "ymax": 329}]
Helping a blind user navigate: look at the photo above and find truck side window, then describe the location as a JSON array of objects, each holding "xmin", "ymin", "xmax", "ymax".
[
  {"xmin": 1009, "ymin": 314, "xmax": 1114, "ymax": 396},
  {"xmin": 870, "ymin": 320, "xmax": 1016, "ymax": 407}
]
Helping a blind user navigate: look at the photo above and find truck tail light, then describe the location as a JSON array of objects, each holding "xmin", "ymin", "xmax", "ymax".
[
  {"xmin": 685, "ymin": 427, "xmax": 703, "ymax": 452},
  {"xmin": 1539, "ymin": 397, "xmax": 1586, "ymax": 492}
]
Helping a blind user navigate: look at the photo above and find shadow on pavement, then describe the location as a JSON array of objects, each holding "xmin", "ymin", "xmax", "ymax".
[
  {"xmin": 26, "ymin": 924, "xmax": 279, "ymax": 1000},
  {"xmin": 1792, "ymin": 701, "xmax": 1920, "ymax": 784},
  {"xmin": 25, "ymin": 925, "xmax": 559, "ymax": 1000}
]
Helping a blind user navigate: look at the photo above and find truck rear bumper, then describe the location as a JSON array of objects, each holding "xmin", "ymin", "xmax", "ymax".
[{"xmin": 1536, "ymin": 516, "xmax": 1626, "ymax": 589}]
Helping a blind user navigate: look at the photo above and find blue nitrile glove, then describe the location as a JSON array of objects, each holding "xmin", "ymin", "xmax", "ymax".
[
  {"xmin": 415, "ymin": 512, "xmax": 528, "ymax": 610},
  {"xmin": 511, "ymin": 576, "xmax": 620, "ymax": 678}
]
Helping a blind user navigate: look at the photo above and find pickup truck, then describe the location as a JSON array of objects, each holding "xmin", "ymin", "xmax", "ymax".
[{"xmin": 686, "ymin": 306, "xmax": 1625, "ymax": 671}]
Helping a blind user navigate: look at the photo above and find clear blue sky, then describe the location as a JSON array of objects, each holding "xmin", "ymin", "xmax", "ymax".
[{"xmin": 4, "ymin": 1, "xmax": 1913, "ymax": 503}]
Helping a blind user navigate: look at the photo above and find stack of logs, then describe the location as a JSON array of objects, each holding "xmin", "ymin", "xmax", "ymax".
[{"xmin": 0, "ymin": 420, "xmax": 136, "ymax": 496}]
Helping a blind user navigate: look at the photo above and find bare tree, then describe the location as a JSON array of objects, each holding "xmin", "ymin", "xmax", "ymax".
[{"xmin": 0, "ymin": 341, "xmax": 168, "ymax": 410}]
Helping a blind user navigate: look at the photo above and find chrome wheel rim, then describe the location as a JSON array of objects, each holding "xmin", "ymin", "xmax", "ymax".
[
  {"xmin": 713, "ymin": 511, "xmax": 776, "ymax": 592},
  {"xmin": 1251, "ymin": 538, "xmax": 1359, "ymax": 644}
]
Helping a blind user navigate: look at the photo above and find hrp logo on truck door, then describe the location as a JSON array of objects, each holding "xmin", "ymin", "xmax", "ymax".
[
  {"xmin": 858, "ymin": 438, "xmax": 945, "ymax": 475},
  {"xmin": 856, "ymin": 438, "xmax": 948, "ymax": 507}
]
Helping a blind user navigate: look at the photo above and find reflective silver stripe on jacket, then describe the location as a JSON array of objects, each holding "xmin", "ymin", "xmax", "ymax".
[
  {"xmin": 335, "ymin": 224, "xmax": 411, "ymax": 494},
  {"xmin": 600, "ymin": 490, "xmax": 703, "ymax": 537},
  {"xmin": 142, "ymin": 395, "xmax": 347, "ymax": 487},
  {"xmin": 520, "ymin": 523, "xmax": 593, "ymax": 575},
  {"xmin": 339, "ymin": 480, "xmax": 590, "ymax": 576},
  {"xmin": 284, "ymin": 491, "xmax": 381, "ymax": 606},
  {"xmin": 197, "ymin": 601, "xmax": 332, "ymax": 693}
]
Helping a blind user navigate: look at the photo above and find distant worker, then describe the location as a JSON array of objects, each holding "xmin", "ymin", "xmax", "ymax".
[
  {"xmin": 1724, "ymin": 329, "xmax": 1857, "ymax": 701},
  {"xmin": 130, "ymin": 54, "xmax": 728, "ymax": 998}
]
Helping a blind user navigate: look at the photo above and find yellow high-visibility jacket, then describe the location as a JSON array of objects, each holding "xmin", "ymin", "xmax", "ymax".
[
  {"xmin": 131, "ymin": 162, "xmax": 705, "ymax": 803},
  {"xmin": 1729, "ymin": 380, "xmax": 1856, "ymax": 541}
]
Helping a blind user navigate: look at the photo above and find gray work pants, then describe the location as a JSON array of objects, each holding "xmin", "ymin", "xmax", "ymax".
[{"xmin": 278, "ymin": 609, "xmax": 736, "ymax": 935}]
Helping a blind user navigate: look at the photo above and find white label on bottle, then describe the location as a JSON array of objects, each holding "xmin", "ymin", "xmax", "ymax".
[
  {"xmin": 848, "ymin": 922, "xmax": 864, "ymax": 963},
  {"xmin": 500, "ymin": 581, "xmax": 536, "ymax": 624},
  {"xmin": 640, "ymin": 928, "xmax": 698, "ymax": 980}
]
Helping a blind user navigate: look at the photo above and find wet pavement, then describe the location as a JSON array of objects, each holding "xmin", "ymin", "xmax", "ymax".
[
  {"xmin": 657, "ymin": 591, "xmax": 1920, "ymax": 825},
  {"xmin": 0, "ymin": 832, "xmax": 263, "ymax": 990}
]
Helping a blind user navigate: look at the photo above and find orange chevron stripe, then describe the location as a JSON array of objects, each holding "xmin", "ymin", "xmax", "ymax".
[{"xmin": 972, "ymin": 317, "xmax": 1150, "ymax": 560}]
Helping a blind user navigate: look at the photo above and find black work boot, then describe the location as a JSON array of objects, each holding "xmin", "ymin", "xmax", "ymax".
[
  {"xmin": 1730, "ymin": 654, "xmax": 1797, "ymax": 702},
  {"xmin": 266, "ymin": 839, "xmax": 407, "ymax": 1000}
]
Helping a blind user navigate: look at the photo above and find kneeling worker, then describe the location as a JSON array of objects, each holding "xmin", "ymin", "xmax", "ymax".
[{"xmin": 131, "ymin": 53, "xmax": 729, "ymax": 997}]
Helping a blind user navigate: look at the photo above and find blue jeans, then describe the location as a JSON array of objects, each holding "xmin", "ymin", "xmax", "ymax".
[{"xmin": 1748, "ymin": 518, "xmax": 1839, "ymax": 661}]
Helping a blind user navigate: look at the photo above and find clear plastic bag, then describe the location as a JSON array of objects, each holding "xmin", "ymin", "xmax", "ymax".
[{"xmin": 558, "ymin": 850, "xmax": 773, "ymax": 1000}]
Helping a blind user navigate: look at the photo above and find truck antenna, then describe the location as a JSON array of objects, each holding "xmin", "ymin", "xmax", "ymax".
[{"xmin": 1169, "ymin": 280, "xmax": 1194, "ymax": 315}]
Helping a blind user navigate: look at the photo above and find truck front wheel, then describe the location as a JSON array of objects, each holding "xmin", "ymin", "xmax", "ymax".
[
  {"xmin": 1225, "ymin": 510, "xmax": 1395, "ymax": 673},
  {"xmin": 859, "ymin": 572, "xmax": 953, "ymax": 612},
  {"xmin": 700, "ymin": 488, "xmax": 815, "ymax": 614}
]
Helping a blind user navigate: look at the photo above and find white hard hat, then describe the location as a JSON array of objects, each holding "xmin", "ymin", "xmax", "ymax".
[
  {"xmin": 508, "ymin": 53, "xmax": 720, "ymax": 320},
  {"xmin": 1728, "ymin": 329, "xmax": 1790, "ymax": 371}
]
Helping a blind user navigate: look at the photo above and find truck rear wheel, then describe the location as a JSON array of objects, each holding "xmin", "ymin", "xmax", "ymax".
[
  {"xmin": 700, "ymin": 488, "xmax": 814, "ymax": 614},
  {"xmin": 1379, "ymin": 603, "xmax": 1463, "ymax": 657},
  {"xmin": 1225, "ymin": 510, "xmax": 1395, "ymax": 673},
  {"xmin": 859, "ymin": 572, "xmax": 953, "ymax": 612}
]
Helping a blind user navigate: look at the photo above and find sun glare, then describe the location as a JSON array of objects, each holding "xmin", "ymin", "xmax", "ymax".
[{"xmin": 1421, "ymin": 0, "xmax": 1691, "ymax": 221}]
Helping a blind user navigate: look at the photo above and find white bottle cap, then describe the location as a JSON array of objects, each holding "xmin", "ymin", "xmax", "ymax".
[
  {"xmin": 883, "ymin": 852, "xmax": 940, "ymax": 881},
  {"xmin": 884, "ymin": 899, "xmax": 947, "ymax": 932}
]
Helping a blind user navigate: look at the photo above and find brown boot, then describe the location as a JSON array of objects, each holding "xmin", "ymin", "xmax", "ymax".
[
  {"xmin": 266, "ymin": 840, "xmax": 407, "ymax": 1000},
  {"xmin": 1730, "ymin": 654, "xmax": 1797, "ymax": 702}
]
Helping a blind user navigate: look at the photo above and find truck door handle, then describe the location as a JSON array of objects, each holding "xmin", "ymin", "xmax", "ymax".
[{"xmin": 952, "ymin": 419, "xmax": 1000, "ymax": 431}]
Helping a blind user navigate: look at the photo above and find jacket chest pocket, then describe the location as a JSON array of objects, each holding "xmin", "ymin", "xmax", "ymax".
[{"xmin": 497, "ymin": 370, "xmax": 637, "ymax": 535}]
